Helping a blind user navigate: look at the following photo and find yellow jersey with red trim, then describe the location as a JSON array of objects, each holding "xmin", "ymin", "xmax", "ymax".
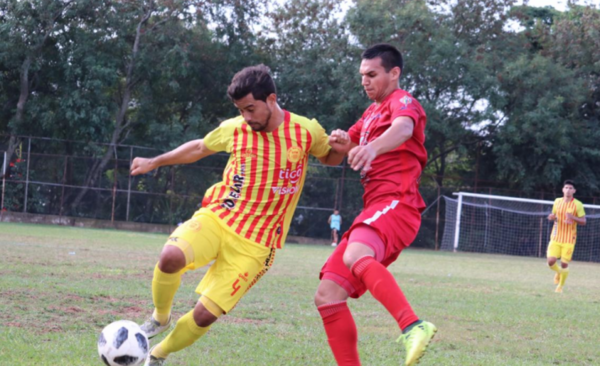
[
  {"xmin": 201, "ymin": 110, "xmax": 331, "ymax": 248},
  {"xmin": 551, "ymin": 197, "xmax": 585, "ymax": 245}
]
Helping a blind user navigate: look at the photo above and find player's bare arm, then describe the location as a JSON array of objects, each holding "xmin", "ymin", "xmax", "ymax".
[
  {"xmin": 130, "ymin": 139, "xmax": 217, "ymax": 176},
  {"xmin": 547, "ymin": 213, "xmax": 557, "ymax": 221},
  {"xmin": 318, "ymin": 129, "xmax": 355, "ymax": 166},
  {"xmin": 348, "ymin": 116, "xmax": 414, "ymax": 172},
  {"xmin": 566, "ymin": 213, "xmax": 586, "ymax": 226}
]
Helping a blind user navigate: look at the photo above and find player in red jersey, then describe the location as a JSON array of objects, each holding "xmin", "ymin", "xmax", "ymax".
[{"xmin": 314, "ymin": 44, "xmax": 436, "ymax": 366}]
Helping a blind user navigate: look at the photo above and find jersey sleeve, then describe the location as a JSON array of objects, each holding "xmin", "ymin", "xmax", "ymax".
[
  {"xmin": 203, "ymin": 120, "xmax": 236, "ymax": 152},
  {"xmin": 576, "ymin": 200, "xmax": 586, "ymax": 217},
  {"xmin": 306, "ymin": 118, "xmax": 332, "ymax": 158},
  {"xmin": 389, "ymin": 95, "xmax": 424, "ymax": 129},
  {"xmin": 348, "ymin": 118, "xmax": 364, "ymax": 145},
  {"xmin": 552, "ymin": 199, "xmax": 559, "ymax": 214}
]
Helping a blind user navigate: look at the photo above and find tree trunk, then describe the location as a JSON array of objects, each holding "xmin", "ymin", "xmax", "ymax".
[{"xmin": 70, "ymin": 7, "xmax": 153, "ymax": 210}]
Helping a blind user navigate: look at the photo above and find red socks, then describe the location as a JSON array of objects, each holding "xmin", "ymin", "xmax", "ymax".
[
  {"xmin": 317, "ymin": 301, "xmax": 361, "ymax": 366},
  {"xmin": 351, "ymin": 256, "xmax": 418, "ymax": 330}
]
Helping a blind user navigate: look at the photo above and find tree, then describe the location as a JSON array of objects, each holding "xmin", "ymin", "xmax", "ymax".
[
  {"xmin": 0, "ymin": 0, "xmax": 75, "ymax": 163},
  {"xmin": 346, "ymin": 0, "xmax": 506, "ymax": 190}
]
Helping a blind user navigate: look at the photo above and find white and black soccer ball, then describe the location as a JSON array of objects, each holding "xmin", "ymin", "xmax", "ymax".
[{"xmin": 98, "ymin": 320, "xmax": 149, "ymax": 366}]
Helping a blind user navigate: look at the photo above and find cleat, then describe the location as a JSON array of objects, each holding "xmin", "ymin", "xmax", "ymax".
[
  {"xmin": 398, "ymin": 321, "xmax": 437, "ymax": 366},
  {"xmin": 144, "ymin": 346, "xmax": 166, "ymax": 366},
  {"xmin": 140, "ymin": 315, "xmax": 172, "ymax": 339},
  {"xmin": 331, "ymin": 243, "xmax": 337, "ymax": 247},
  {"xmin": 555, "ymin": 286, "xmax": 563, "ymax": 293},
  {"xmin": 554, "ymin": 272, "xmax": 560, "ymax": 285}
]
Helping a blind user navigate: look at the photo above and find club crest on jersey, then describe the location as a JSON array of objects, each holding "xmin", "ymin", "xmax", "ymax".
[
  {"xmin": 184, "ymin": 221, "xmax": 201, "ymax": 232},
  {"xmin": 242, "ymin": 149, "xmax": 257, "ymax": 160},
  {"xmin": 286, "ymin": 146, "xmax": 303, "ymax": 163},
  {"xmin": 399, "ymin": 96, "xmax": 412, "ymax": 110}
]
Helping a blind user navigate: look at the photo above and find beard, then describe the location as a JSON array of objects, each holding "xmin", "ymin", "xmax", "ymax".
[{"xmin": 248, "ymin": 106, "xmax": 272, "ymax": 132}]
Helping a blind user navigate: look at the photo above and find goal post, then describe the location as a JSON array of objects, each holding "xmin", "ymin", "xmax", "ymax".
[{"xmin": 442, "ymin": 192, "xmax": 600, "ymax": 262}]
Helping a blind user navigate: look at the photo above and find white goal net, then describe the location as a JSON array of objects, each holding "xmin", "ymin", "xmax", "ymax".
[{"xmin": 441, "ymin": 192, "xmax": 600, "ymax": 262}]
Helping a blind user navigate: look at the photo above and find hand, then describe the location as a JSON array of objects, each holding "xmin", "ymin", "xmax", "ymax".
[
  {"xmin": 329, "ymin": 129, "xmax": 351, "ymax": 154},
  {"xmin": 130, "ymin": 157, "xmax": 156, "ymax": 176},
  {"xmin": 348, "ymin": 144, "xmax": 376, "ymax": 174},
  {"xmin": 548, "ymin": 213, "xmax": 556, "ymax": 221},
  {"xmin": 565, "ymin": 213, "xmax": 575, "ymax": 224}
]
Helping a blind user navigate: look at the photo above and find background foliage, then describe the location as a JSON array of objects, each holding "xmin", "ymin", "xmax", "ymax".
[{"xmin": 2, "ymin": 0, "xmax": 600, "ymax": 246}]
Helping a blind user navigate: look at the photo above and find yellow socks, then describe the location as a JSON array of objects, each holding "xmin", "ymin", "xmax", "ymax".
[
  {"xmin": 152, "ymin": 310, "xmax": 211, "ymax": 358},
  {"xmin": 559, "ymin": 268, "xmax": 570, "ymax": 287},
  {"xmin": 549, "ymin": 263, "xmax": 561, "ymax": 273},
  {"xmin": 152, "ymin": 263, "xmax": 183, "ymax": 324}
]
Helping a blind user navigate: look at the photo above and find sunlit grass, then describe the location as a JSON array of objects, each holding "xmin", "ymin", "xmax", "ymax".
[{"xmin": 1, "ymin": 222, "xmax": 600, "ymax": 365}]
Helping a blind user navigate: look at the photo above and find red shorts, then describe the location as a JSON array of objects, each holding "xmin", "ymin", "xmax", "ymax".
[{"xmin": 319, "ymin": 199, "xmax": 421, "ymax": 298}]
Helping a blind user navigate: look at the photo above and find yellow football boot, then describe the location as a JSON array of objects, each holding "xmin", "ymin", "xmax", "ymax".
[{"xmin": 398, "ymin": 321, "xmax": 437, "ymax": 366}]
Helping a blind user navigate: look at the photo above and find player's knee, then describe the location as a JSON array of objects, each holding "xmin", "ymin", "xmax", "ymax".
[
  {"xmin": 342, "ymin": 249, "xmax": 371, "ymax": 270},
  {"xmin": 158, "ymin": 245, "xmax": 186, "ymax": 273},
  {"xmin": 342, "ymin": 252, "xmax": 357, "ymax": 270},
  {"xmin": 561, "ymin": 262, "xmax": 569, "ymax": 269},
  {"xmin": 314, "ymin": 280, "xmax": 348, "ymax": 307},
  {"xmin": 193, "ymin": 301, "xmax": 219, "ymax": 327},
  {"xmin": 547, "ymin": 257, "xmax": 557, "ymax": 266}
]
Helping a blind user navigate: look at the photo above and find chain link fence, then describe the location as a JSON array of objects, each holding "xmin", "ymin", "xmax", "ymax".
[{"xmin": 5, "ymin": 135, "xmax": 597, "ymax": 249}]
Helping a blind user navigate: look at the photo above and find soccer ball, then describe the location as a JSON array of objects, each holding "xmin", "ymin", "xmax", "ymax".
[{"xmin": 98, "ymin": 320, "xmax": 149, "ymax": 366}]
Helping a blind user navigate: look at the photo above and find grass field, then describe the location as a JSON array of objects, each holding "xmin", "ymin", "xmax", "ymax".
[{"xmin": 1, "ymin": 222, "xmax": 600, "ymax": 366}]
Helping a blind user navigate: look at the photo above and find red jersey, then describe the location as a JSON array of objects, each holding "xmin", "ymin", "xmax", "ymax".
[{"xmin": 348, "ymin": 89, "xmax": 427, "ymax": 211}]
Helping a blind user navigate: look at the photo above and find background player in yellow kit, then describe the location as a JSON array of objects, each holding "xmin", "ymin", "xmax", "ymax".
[
  {"xmin": 547, "ymin": 180, "xmax": 586, "ymax": 293},
  {"xmin": 130, "ymin": 65, "xmax": 346, "ymax": 365}
]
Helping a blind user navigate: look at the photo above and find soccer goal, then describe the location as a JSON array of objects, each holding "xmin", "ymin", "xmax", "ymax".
[{"xmin": 441, "ymin": 192, "xmax": 600, "ymax": 262}]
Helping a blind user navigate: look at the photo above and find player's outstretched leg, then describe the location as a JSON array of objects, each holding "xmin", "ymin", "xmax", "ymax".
[
  {"xmin": 146, "ymin": 297, "xmax": 219, "ymax": 365},
  {"xmin": 397, "ymin": 321, "xmax": 437, "ymax": 366},
  {"xmin": 350, "ymin": 255, "xmax": 436, "ymax": 365},
  {"xmin": 142, "ymin": 246, "xmax": 187, "ymax": 338}
]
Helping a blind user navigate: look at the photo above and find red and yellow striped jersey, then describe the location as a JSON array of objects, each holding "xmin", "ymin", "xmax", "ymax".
[
  {"xmin": 201, "ymin": 110, "xmax": 331, "ymax": 248},
  {"xmin": 551, "ymin": 197, "xmax": 585, "ymax": 244}
]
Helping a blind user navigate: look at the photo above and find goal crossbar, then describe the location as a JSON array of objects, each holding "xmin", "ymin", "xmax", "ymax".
[
  {"xmin": 452, "ymin": 192, "xmax": 600, "ymax": 210},
  {"xmin": 448, "ymin": 192, "xmax": 600, "ymax": 255}
]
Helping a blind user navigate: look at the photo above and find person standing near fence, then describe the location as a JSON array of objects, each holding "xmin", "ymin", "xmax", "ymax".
[
  {"xmin": 547, "ymin": 180, "xmax": 586, "ymax": 293},
  {"xmin": 129, "ymin": 64, "xmax": 346, "ymax": 366},
  {"xmin": 313, "ymin": 43, "xmax": 436, "ymax": 366},
  {"xmin": 329, "ymin": 209, "xmax": 342, "ymax": 246}
]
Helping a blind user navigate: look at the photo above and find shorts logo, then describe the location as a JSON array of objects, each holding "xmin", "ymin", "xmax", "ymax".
[
  {"xmin": 287, "ymin": 146, "xmax": 303, "ymax": 163},
  {"xmin": 231, "ymin": 272, "xmax": 249, "ymax": 297},
  {"xmin": 185, "ymin": 221, "xmax": 201, "ymax": 232}
]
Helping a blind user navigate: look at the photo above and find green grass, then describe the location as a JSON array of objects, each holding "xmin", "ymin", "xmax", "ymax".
[{"xmin": 1, "ymin": 222, "xmax": 600, "ymax": 365}]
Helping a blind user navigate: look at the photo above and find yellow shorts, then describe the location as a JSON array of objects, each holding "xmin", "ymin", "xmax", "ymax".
[
  {"xmin": 167, "ymin": 208, "xmax": 275, "ymax": 313},
  {"xmin": 547, "ymin": 241, "xmax": 575, "ymax": 262}
]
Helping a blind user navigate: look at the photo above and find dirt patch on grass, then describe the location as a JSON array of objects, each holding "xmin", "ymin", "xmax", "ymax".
[{"xmin": 221, "ymin": 316, "xmax": 271, "ymax": 325}]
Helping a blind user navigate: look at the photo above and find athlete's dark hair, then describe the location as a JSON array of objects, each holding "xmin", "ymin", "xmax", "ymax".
[
  {"xmin": 563, "ymin": 180, "xmax": 576, "ymax": 190},
  {"xmin": 227, "ymin": 64, "xmax": 276, "ymax": 102},
  {"xmin": 362, "ymin": 43, "xmax": 403, "ymax": 73}
]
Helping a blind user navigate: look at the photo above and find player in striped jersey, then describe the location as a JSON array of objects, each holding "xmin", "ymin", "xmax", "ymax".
[
  {"xmin": 547, "ymin": 180, "xmax": 586, "ymax": 293},
  {"xmin": 130, "ymin": 65, "xmax": 346, "ymax": 365}
]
